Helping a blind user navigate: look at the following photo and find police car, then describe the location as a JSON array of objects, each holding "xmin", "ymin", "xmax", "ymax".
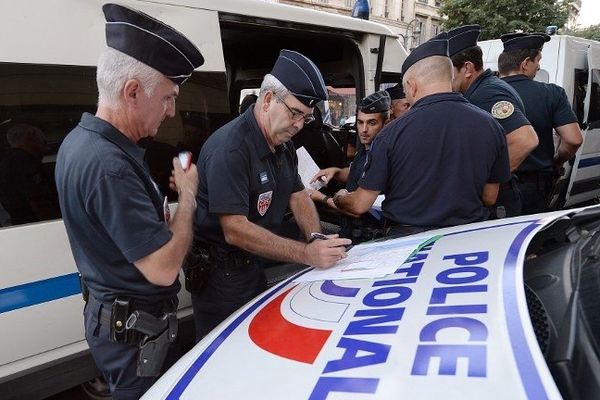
[{"xmin": 143, "ymin": 207, "xmax": 600, "ymax": 399}]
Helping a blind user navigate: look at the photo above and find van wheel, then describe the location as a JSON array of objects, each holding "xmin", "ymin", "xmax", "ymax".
[{"xmin": 80, "ymin": 377, "xmax": 111, "ymax": 399}]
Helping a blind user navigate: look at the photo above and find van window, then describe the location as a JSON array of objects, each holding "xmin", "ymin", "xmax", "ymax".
[
  {"xmin": 574, "ymin": 69, "xmax": 588, "ymax": 126},
  {"xmin": 589, "ymin": 69, "xmax": 600, "ymax": 129},
  {"xmin": 0, "ymin": 64, "xmax": 229, "ymax": 228}
]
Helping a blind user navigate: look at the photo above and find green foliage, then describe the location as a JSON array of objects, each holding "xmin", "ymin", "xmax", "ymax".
[
  {"xmin": 440, "ymin": 0, "xmax": 570, "ymax": 40},
  {"xmin": 571, "ymin": 25, "xmax": 600, "ymax": 42}
]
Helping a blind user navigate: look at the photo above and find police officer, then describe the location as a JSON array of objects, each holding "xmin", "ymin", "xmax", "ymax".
[
  {"xmin": 447, "ymin": 25, "xmax": 539, "ymax": 218},
  {"xmin": 332, "ymin": 37, "xmax": 510, "ymax": 237},
  {"xmin": 55, "ymin": 4, "xmax": 203, "ymax": 398},
  {"xmin": 309, "ymin": 90, "xmax": 391, "ymax": 242},
  {"xmin": 191, "ymin": 50, "xmax": 351, "ymax": 340},
  {"xmin": 498, "ymin": 32, "xmax": 583, "ymax": 214},
  {"xmin": 385, "ymin": 83, "xmax": 411, "ymax": 120}
]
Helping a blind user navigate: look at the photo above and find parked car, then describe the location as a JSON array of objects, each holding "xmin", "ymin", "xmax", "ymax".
[{"xmin": 144, "ymin": 207, "xmax": 600, "ymax": 399}]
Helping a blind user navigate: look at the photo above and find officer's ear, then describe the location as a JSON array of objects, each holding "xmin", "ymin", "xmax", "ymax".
[
  {"xmin": 262, "ymin": 91, "xmax": 274, "ymax": 112},
  {"xmin": 404, "ymin": 79, "xmax": 417, "ymax": 101},
  {"xmin": 465, "ymin": 62, "xmax": 476, "ymax": 77},
  {"xmin": 123, "ymin": 79, "xmax": 141, "ymax": 103}
]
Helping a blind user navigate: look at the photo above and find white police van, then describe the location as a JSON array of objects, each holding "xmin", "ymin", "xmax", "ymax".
[
  {"xmin": 145, "ymin": 207, "xmax": 600, "ymax": 399},
  {"xmin": 479, "ymin": 35, "xmax": 600, "ymax": 210},
  {"xmin": 0, "ymin": 0, "xmax": 406, "ymax": 398}
]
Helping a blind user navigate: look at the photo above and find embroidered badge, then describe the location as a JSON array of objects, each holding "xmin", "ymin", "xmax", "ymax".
[
  {"xmin": 260, "ymin": 171, "xmax": 269, "ymax": 184},
  {"xmin": 491, "ymin": 101, "xmax": 515, "ymax": 120},
  {"xmin": 257, "ymin": 191, "xmax": 273, "ymax": 216}
]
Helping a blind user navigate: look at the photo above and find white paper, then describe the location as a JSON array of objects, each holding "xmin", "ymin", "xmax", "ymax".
[
  {"xmin": 296, "ymin": 146, "xmax": 324, "ymax": 190},
  {"xmin": 372, "ymin": 195, "xmax": 385, "ymax": 210},
  {"xmin": 293, "ymin": 237, "xmax": 424, "ymax": 283}
]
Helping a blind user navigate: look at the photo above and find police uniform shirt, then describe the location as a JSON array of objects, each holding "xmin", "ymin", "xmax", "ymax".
[
  {"xmin": 464, "ymin": 69, "xmax": 530, "ymax": 134},
  {"xmin": 346, "ymin": 146, "xmax": 369, "ymax": 192},
  {"xmin": 359, "ymin": 92, "xmax": 510, "ymax": 227},
  {"xmin": 196, "ymin": 105, "xmax": 304, "ymax": 248},
  {"xmin": 503, "ymin": 75, "xmax": 578, "ymax": 172},
  {"xmin": 55, "ymin": 113, "xmax": 177, "ymax": 304}
]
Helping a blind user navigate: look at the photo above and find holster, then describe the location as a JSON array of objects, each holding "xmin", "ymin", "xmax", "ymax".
[
  {"xmin": 126, "ymin": 310, "xmax": 178, "ymax": 377},
  {"xmin": 110, "ymin": 297, "xmax": 139, "ymax": 345},
  {"xmin": 183, "ymin": 240, "xmax": 213, "ymax": 292}
]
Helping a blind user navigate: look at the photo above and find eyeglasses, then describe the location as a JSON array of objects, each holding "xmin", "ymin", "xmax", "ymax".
[{"xmin": 274, "ymin": 93, "xmax": 315, "ymax": 124}]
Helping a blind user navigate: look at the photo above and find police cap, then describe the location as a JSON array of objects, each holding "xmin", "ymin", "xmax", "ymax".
[
  {"xmin": 103, "ymin": 3, "xmax": 204, "ymax": 85},
  {"xmin": 359, "ymin": 90, "xmax": 391, "ymax": 113},
  {"xmin": 401, "ymin": 37, "xmax": 449, "ymax": 75},
  {"xmin": 270, "ymin": 49, "xmax": 328, "ymax": 107},
  {"xmin": 501, "ymin": 32, "xmax": 550, "ymax": 51},
  {"xmin": 385, "ymin": 83, "xmax": 406, "ymax": 100},
  {"xmin": 448, "ymin": 24, "xmax": 481, "ymax": 56}
]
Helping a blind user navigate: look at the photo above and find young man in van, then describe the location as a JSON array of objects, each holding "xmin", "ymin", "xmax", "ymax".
[
  {"xmin": 498, "ymin": 32, "xmax": 583, "ymax": 214},
  {"xmin": 309, "ymin": 90, "xmax": 391, "ymax": 242},
  {"xmin": 447, "ymin": 25, "xmax": 539, "ymax": 218}
]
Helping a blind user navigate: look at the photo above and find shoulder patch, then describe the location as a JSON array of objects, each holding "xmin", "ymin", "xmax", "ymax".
[{"xmin": 491, "ymin": 101, "xmax": 514, "ymax": 120}]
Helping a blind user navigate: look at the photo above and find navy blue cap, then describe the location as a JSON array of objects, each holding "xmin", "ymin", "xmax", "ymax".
[
  {"xmin": 103, "ymin": 3, "xmax": 204, "ymax": 85},
  {"xmin": 359, "ymin": 90, "xmax": 391, "ymax": 113},
  {"xmin": 270, "ymin": 49, "xmax": 328, "ymax": 107},
  {"xmin": 385, "ymin": 83, "xmax": 406, "ymax": 100},
  {"xmin": 501, "ymin": 32, "xmax": 550, "ymax": 51},
  {"xmin": 448, "ymin": 24, "xmax": 481, "ymax": 56},
  {"xmin": 401, "ymin": 38, "xmax": 449, "ymax": 75}
]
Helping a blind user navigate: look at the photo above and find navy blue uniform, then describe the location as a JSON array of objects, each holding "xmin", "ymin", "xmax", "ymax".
[
  {"xmin": 503, "ymin": 74, "xmax": 578, "ymax": 213},
  {"xmin": 341, "ymin": 147, "xmax": 383, "ymax": 242},
  {"xmin": 359, "ymin": 92, "xmax": 510, "ymax": 235},
  {"xmin": 55, "ymin": 113, "xmax": 179, "ymax": 398},
  {"xmin": 464, "ymin": 69, "xmax": 531, "ymax": 217},
  {"xmin": 192, "ymin": 105, "xmax": 304, "ymax": 339}
]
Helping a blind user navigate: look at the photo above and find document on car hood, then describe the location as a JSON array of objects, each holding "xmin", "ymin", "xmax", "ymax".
[{"xmin": 294, "ymin": 235, "xmax": 440, "ymax": 282}]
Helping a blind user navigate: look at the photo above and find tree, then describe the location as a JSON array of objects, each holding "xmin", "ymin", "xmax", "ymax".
[
  {"xmin": 571, "ymin": 24, "xmax": 600, "ymax": 42},
  {"xmin": 440, "ymin": 0, "xmax": 570, "ymax": 40}
]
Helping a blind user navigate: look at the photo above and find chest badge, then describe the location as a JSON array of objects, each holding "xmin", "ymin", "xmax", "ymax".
[
  {"xmin": 257, "ymin": 190, "xmax": 273, "ymax": 216},
  {"xmin": 491, "ymin": 101, "xmax": 515, "ymax": 119},
  {"xmin": 260, "ymin": 171, "xmax": 269, "ymax": 184}
]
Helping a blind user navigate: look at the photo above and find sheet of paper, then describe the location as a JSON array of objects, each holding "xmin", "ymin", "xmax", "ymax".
[
  {"xmin": 293, "ymin": 235, "xmax": 441, "ymax": 283},
  {"xmin": 296, "ymin": 146, "xmax": 324, "ymax": 190}
]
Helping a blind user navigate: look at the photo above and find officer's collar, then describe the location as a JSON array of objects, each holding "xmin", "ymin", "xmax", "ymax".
[
  {"xmin": 79, "ymin": 113, "xmax": 146, "ymax": 165},
  {"xmin": 501, "ymin": 74, "xmax": 530, "ymax": 83},
  {"xmin": 411, "ymin": 92, "xmax": 466, "ymax": 109},
  {"xmin": 464, "ymin": 68, "xmax": 494, "ymax": 99},
  {"xmin": 243, "ymin": 105, "xmax": 281, "ymax": 159}
]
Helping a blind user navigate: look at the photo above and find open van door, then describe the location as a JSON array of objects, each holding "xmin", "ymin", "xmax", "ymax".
[{"xmin": 564, "ymin": 43, "xmax": 600, "ymax": 207}]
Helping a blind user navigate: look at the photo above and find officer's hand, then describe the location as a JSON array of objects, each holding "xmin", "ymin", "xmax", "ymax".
[
  {"xmin": 310, "ymin": 168, "xmax": 338, "ymax": 185},
  {"xmin": 170, "ymin": 157, "xmax": 198, "ymax": 199},
  {"xmin": 304, "ymin": 234, "xmax": 352, "ymax": 269}
]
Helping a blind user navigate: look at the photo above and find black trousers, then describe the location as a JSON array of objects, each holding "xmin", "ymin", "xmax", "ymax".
[
  {"xmin": 83, "ymin": 299, "xmax": 180, "ymax": 400},
  {"xmin": 491, "ymin": 176, "xmax": 522, "ymax": 218},
  {"xmin": 518, "ymin": 173, "xmax": 554, "ymax": 215},
  {"xmin": 191, "ymin": 259, "xmax": 267, "ymax": 342}
]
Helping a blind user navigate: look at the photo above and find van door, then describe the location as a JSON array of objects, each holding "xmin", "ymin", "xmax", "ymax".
[{"xmin": 564, "ymin": 43, "xmax": 600, "ymax": 207}]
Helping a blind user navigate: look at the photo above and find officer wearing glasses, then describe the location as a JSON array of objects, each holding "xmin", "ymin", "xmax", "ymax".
[{"xmin": 190, "ymin": 49, "xmax": 351, "ymax": 340}]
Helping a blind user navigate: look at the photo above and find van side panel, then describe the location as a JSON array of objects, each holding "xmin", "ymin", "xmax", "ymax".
[{"xmin": 0, "ymin": 0, "xmax": 225, "ymax": 72}]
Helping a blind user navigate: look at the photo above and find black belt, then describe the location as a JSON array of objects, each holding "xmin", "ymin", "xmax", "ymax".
[
  {"xmin": 201, "ymin": 243, "xmax": 257, "ymax": 271},
  {"xmin": 517, "ymin": 171, "xmax": 553, "ymax": 183},
  {"xmin": 87, "ymin": 295, "xmax": 175, "ymax": 327}
]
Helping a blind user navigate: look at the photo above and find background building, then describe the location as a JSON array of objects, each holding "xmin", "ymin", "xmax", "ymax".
[{"xmin": 276, "ymin": 0, "xmax": 443, "ymax": 50}]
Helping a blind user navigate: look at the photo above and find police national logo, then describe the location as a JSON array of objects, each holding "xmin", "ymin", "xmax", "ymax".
[
  {"xmin": 257, "ymin": 191, "xmax": 273, "ymax": 216},
  {"xmin": 491, "ymin": 101, "xmax": 514, "ymax": 120}
]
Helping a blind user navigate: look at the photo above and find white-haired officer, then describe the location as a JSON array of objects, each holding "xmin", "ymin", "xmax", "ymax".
[
  {"xmin": 55, "ymin": 4, "xmax": 203, "ymax": 398},
  {"xmin": 190, "ymin": 50, "xmax": 351, "ymax": 340}
]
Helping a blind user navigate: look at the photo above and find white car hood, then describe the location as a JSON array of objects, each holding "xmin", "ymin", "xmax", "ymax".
[{"xmin": 144, "ymin": 211, "xmax": 577, "ymax": 399}]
